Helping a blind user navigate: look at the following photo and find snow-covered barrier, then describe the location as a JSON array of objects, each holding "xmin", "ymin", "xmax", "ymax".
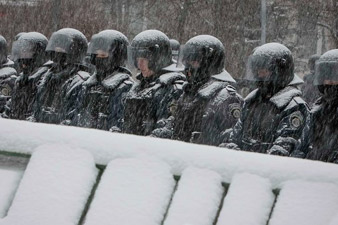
[
  {"xmin": 164, "ymin": 167, "xmax": 224, "ymax": 225},
  {"xmin": 269, "ymin": 180, "xmax": 338, "ymax": 225},
  {"xmin": 84, "ymin": 158, "xmax": 175, "ymax": 225},
  {"xmin": 1, "ymin": 118, "xmax": 338, "ymax": 188},
  {"xmin": 0, "ymin": 169, "xmax": 22, "ymax": 218},
  {"xmin": 217, "ymin": 173, "xmax": 275, "ymax": 225},
  {"xmin": 1, "ymin": 118, "xmax": 338, "ymax": 224},
  {"xmin": 0, "ymin": 146, "xmax": 98, "ymax": 225}
]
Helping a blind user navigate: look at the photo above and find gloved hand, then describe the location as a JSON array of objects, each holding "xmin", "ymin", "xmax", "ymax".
[
  {"xmin": 219, "ymin": 142, "xmax": 241, "ymax": 150},
  {"xmin": 268, "ymin": 145, "xmax": 289, "ymax": 156}
]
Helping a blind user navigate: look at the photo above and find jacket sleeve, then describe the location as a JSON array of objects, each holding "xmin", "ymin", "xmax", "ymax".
[
  {"xmin": 199, "ymin": 88, "xmax": 243, "ymax": 145},
  {"xmin": 267, "ymin": 97, "xmax": 311, "ymax": 157}
]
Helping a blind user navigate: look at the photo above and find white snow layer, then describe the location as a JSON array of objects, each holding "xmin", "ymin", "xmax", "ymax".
[
  {"xmin": 0, "ymin": 145, "xmax": 98, "ymax": 225},
  {"xmin": 84, "ymin": 157, "xmax": 175, "ymax": 225},
  {"xmin": 269, "ymin": 180, "xmax": 338, "ymax": 225},
  {"xmin": 329, "ymin": 213, "xmax": 338, "ymax": 225},
  {"xmin": 0, "ymin": 169, "xmax": 23, "ymax": 218},
  {"xmin": 164, "ymin": 167, "xmax": 224, "ymax": 225},
  {"xmin": 217, "ymin": 173, "xmax": 274, "ymax": 225},
  {"xmin": 1, "ymin": 118, "xmax": 338, "ymax": 189}
]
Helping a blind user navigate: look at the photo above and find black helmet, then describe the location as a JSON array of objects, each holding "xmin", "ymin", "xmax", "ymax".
[
  {"xmin": 169, "ymin": 39, "xmax": 180, "ymax": 58},
  {"xmin": 46, "ymin": 28, "xmax": 88, "ymax": 64},
  {"xmin": 182, "ymin": 35, "xmax": 226, "ymax": 82},
  {"xmin": 11, "ymin": 32, "xmax": 48, "ymax": 69},
  {"xmin": 314, "ymin": 49, "xmax": 338, "ymax": 102},
  {"xmin": 88, "ymin": 30, "xmax": 129, "ymax": 70},
  {"xmin": 314, "ymin": 49, "xmax": 338, "ymax": 86},
  {"xmin": 130, "ymin": 30, "xmax": 172, "ymax": 73},
  {"xmin": 245, "ymin": 43, "xmax": 294, "ymax": 89},
  {"xmin": 0, "ymin": 35, "xmax": 8, "ymax": 65}
]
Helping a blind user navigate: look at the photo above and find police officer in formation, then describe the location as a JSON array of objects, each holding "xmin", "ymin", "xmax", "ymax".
[
  {"xmin": 172, "ymin": 35, "xmax": 243, "ymax": 145},
  {"xmin": 123, "ymin": 30, "xmax": 185, "ymax": 136},
  {"xmin": 0, "ymin": 35, "xmax": 17, "ymax": 114},
  {"xmin": 7, "ymin": 32, "xmax": 49, "ymax": 120},
  {"xmin": 306, "ymin": 49, "xmax": 338, "ymax": 163},
  {"xmin": 1, "ymin": 28, "xmax": 338, "ymax": 164},
  {"xmin": 73, "ymin": 30, "xmax": 134, "ymax": 131},
  {"xmin": 33, "ymin": 28, "xmax": 90, "ymax": 124},
  {"xmin": 221, "ymin": 43, "xmax": 310, "ymax": 156}
]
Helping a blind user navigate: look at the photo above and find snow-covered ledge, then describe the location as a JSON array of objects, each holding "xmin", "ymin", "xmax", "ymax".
[{"xmin": 0, "ymin": 118, "xmax": 338, "ymax": 188}]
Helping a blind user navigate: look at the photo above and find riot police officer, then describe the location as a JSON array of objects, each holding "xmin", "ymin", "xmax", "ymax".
[
  {"xmin": 73, "ymin": 30, "xmax": 134, "ymax": 131},
  {"xmin": 171, "ymin": 35, "xmax": 243, "ymax": 146},
  {"xmin": 306, "ymin": 49, "xmax": 338, "ymax": 163},
  {"xmin": 8, "ymin": 32, "xmax": 49, "ymax": 120},
  {"xmin": 0, "ymin": 35, "xmax": 17, "ymax": 114},
  {"xmin": 123, "ymin": 30, "xmax": 185, "ymax": 136},
  {"xmin": 33, "ymin": 28, "xmax": 91, "ymax": 124},
  {"xmin": 222, "ymin": 43, "xmax": 310, "ymax": 156}
]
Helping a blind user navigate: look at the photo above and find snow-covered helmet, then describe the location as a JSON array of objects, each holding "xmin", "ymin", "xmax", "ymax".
[
  {"xmin": 88, "ymin": 30, "xmax": 129, "ymax": 70},
  {"xmin": 313, "ymin": 49, "xmax": 338, "ymax": 100},
  {"xmin": 46, "ymin": 28, "xmax": 88, "ymax": 64},
  {"xmin": 130, "ymin": 30, "xmax": 172, "ymax": 73},
  {"xmin": 314, "ymin": 49, "xmax": 338, "ymax": 86},
  {"xmin": 11, "ymin": 32, "xmax": 48, "ymax": 68},
  {"xmin": 0, "ymin": 35, "xmax": 8, "ymax": 65},
  {"xmin": 182, "ymin": 35, "xmax": 226, "ymax": 82},
  {"xmin": 245, "ymin": 42, "xmax": 294, "ymax": 89}
]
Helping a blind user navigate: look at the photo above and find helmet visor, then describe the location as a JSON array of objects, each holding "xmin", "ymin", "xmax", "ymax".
[
  {"xmin": 314, "ymin": 61, "xmax": 338, "ymax": 85},
  {"xmin": 127, "ymin": 46, "xmax": 155, "ymax": 69},
  {"xmin": 180, "ymin": 45, "xmax": 204, "ymax": 69},
  {"xmin": 244, "ymin": 54, "xmax": 274, "ymax": 81},
  {"xmin": 11, "ymin": 39, "xmax": 36, "ymax": 61},
  {"xmin": 87, "ymin": 36, "xmax": 116, "ymax": 56},
  {"xmin": 46, "ymin": 33, "xmax": 73, "ymax": 54}
]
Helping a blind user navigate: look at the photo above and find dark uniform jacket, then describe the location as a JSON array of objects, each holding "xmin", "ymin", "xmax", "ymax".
[
  {"xmin": 123, "ymin": 71, "xmax": 185, "ymax": 136},
  {"xmin": 225, "ymin": 85, "xmax": 311, "ymax": 156},
  {"xmin": 33, "ymin": 64, "xmax": 90, "ymax": 124},
  {"xmin": 306, "ymin": 98, "xmax": 338, "ymax": 163},
  {"xmin": 172, "ymin": 74, "xmax": 243, "ymax": 146},
  {"xmin": 73, "ymin": 67, "xmax": 134, "ymax": 131},
  {"xmin": 0, "ymin": 60, "xmax": 17, "ymax": 114},
  {"xmin": 8, "ymin": 63, "xmax": 51, "ymax": 120}
]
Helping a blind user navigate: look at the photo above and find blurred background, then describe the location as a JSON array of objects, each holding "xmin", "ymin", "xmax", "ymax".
[{"xmin": 0, "ymin": 0, "xmax": 337, "ymax": 78}]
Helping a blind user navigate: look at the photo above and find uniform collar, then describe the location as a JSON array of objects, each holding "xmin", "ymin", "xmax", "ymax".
[{"xmin": 245, "ymin": 85, "xmax": 302, "ymax": 109}]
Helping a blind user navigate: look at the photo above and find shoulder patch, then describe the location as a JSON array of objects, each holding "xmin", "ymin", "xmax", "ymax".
[
  {"xmin": 293, "ymin": 96, "xmax": 307, "ymax": 105},
  {"xmin": 158, "ymin": 72, "xmax": 186, "ymax": 85},
  {"xmin": 1, "ymin": 83, "xmax": 12, "ymax": 96},
  {"xmin": 229, "ymin": 103, "xmax": 241, "ymax": 119},
  {"xmin": 289, "ymin": 111, "xmax": 304, "ymax": 129}
]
